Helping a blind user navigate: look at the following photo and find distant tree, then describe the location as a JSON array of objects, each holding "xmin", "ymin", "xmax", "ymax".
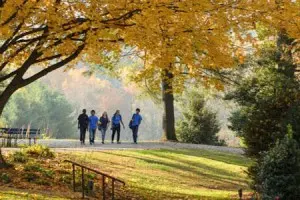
[
  {"xmin": 1, "ymin": 82, "xmax": 76, "ymax": 138},
  {"xmin": 253, "ymin": 126, "xmax": 300, "ymax": 199},
  {"xmin": 176, "ymin": 88, "xmax": 221, "ymax": 145}
]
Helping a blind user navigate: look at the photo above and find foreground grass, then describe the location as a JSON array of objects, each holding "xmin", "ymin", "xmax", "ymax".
[
  {"xmin": 0, "ymin": 190, "xmax": 69, "ymax": 200},
  {"xmin": 65, "ymin": 149, "xmax": 252, "ymax": 199}
]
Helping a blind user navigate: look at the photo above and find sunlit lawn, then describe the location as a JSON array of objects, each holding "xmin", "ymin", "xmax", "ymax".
[{"xmin": 66, "ymin": 149, "xmax": 252, "ymax": 199}]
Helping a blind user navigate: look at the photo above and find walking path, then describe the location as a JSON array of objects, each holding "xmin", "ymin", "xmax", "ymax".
[{"xmin": 2, "ymin": 139, "xmax": 244, "ymax": 154}]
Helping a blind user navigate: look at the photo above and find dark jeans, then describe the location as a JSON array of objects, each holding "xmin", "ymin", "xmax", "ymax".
[
  {"xmin": 80, "ymin": 126, "xmax": 87, "ymax": 143},
  {"xmin": 112, "ymin": 124, "xmax": 120, "ymax": 142},
  {"xmin": 99, "ymin": 127, "xmax": 107, "ymax": 142},
  {"xmin": 132, "ymin": 125, "xmax": 139, "ymax": 143},
  {"xmin": 89, "ymin": 128, "xmax": 96, "ymax": 144}
]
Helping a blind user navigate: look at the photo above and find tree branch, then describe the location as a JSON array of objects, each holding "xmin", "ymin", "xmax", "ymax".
[
  {"xmin": 35, "ymin": 54, "xmax": 63, "ymax": 63},
  {"xmin": 21, "ymin": 44, "xmax": 85, "ymax": 86}
]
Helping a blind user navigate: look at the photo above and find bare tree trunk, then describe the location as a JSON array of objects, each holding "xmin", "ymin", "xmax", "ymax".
[{"xmin": 161, "ymin": 68, "xmax": 177, "ymax": 141}]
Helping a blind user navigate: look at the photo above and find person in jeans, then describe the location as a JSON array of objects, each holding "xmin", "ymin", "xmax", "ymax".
[
  {"xmin": 88, "ymin": 110, "xmax": 98, "ymax": 145},
  {"xmin": 98, "ymin": 112, "xmax": 110, "ymax": 144},
  {"xmin": 130, "ymin": 108, "xmax": 142, "ymax": 144},
  {"xmin": 78, "ymin": 109, "xmax": 89, "ymax": 145},
  {"xmin": 111, "ymin": 110, "xmax": 125, "ymax": 144}
]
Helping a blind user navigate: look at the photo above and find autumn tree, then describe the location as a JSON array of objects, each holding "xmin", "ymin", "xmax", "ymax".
[
  {"xmin": 0, "ymin": 0, "xmax": 142, "ymax": 115},
  {"xmin": 0, "ymin": 0, "xmax": 299, "ymax": 143},
  {"xmin": 121, "ymin": 1, "xmax": 299, "ymax": 140}
]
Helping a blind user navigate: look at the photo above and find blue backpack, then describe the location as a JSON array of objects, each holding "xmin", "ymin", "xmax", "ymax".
[{"xmin": 129, "ymin": 114, "xmax": 135, "ymax": 129}]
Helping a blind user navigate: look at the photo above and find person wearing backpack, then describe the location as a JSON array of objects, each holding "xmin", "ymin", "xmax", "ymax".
[
  {"xmin": 111, "ymin": 110, "xmax": 125, "ymax": 144},
  {"xmin": 78, "ymin": 109, "xmax": 89, "ymax": 145},
  {"xmin": 88, "ymin": 110, "xmax": 98, "ymax": 145},
  {"xmin": 98, "ymin": 111, "xmax": 110, "ymax": 144},
  {"xmin": 130, "ymin": 108, "xmax": 142, "ymax": 144}
]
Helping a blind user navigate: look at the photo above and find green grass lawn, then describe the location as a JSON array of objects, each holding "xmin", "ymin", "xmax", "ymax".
[{"xmin": 65, "ymin": 149, "xmax": 252, "ymax": 200}]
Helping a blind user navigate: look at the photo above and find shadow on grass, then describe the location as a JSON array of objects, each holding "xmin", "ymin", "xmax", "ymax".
[
  {"xmin": 127, "ymin": 184, "xmax": 238, "ymax": 200},
  {"xmin": 135, "ymin": 150, "xmax": 248, "ymax": 176},
  {"xmin": 138, "ymin": 149, "xmax": 251, "ymax": 167},
  {"xmin": 133, "ymin": 150, "xmax": 249, "ymax": 185},
  {"xmin": 99, "ymin": 150, "xmax": 248, "ymax": 189}
]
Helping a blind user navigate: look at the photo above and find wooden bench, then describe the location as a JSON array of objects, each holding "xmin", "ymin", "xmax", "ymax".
[{"xmin": 0, "ymin": 128, "xmax": 41, "ymax": 147}]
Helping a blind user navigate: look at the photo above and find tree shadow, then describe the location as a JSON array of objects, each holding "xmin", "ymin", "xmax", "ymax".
[
  {"xmin": 147, "ymin": 149, "xmax": 251, "ymax": 167},
  {"xmin": 99, "ymin": 151, "xmax": 248, "ymax": 189},
  {"xmin": 126, "ymin": 183, "xmax": 239, "ymax": 200}
]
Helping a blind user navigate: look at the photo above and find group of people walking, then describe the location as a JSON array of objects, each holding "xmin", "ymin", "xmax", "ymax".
[{"xmin": 77, "ymin": 108, "xmax": 142, "ymax": 145}]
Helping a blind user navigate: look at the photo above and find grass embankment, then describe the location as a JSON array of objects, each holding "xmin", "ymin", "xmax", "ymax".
[
  {"xmin": 1, "ymin": 145, "xmax": 252, "ymax": 199},
  {"xmin": 68, "ymin": 149, "xmax": 252, "ymax": 199},
  {"xmin": 0, "ymin": 145, "xmax": 77, "ymax": 199}
]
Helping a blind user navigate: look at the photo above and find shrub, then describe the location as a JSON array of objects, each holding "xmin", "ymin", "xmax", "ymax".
[
  {"xmin": 24, "ymin": 162, "xmax": 43, "ymax": 172},
  {"xmin": 24, "ymin": 172, "xmax": 39, "ymax": 182},
  {"xmin": 23, "ymin": 145, "xmax": 54, "ymax": 158},
  {"xmin": 176, "ymin": 88, "xmax": 221, "ymax": 145},
  {"xmin": 254, "ymin": 128, "xmax": 300, "ymax": 199},
  {"xmin": 10, "ymin": 151, "xmax": 28, "ymax": 163},
  {"xmin": 1, "ymin": 173, "xmax": 11, "ymax": 184}
]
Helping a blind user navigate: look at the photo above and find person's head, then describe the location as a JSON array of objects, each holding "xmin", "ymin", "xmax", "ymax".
[
  {"xmin": 102, "ymin": 112, "xmax": 108, "ymax": 118},
  {"xmin": 115, "ymin": 110, "xmax": 120, "ymax": 115},
  {"xmin": 91, "ymin": 110, "xmax": 95, "ymax": 116},
  {"xmin": 136, "ymin": 108, "xmax": 140, "ymax": 114},
  {"xmin": 82, "ymin": 109, "xmax": 86, "ymax": 114}
]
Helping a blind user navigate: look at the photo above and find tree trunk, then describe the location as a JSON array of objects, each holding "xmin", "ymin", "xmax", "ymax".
[
  {"xmin": 0, "ymin": 84, "xmax": 18, "ymax": 168},
  {"xmin": 0, "ymin": 82, "xmax": 18, "ymax": 116},
  {"xmin": 161, "ymin": 69, "xmax": 177, "ymax": 141}
]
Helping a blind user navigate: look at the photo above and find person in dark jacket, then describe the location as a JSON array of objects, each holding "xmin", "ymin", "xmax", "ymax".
[
  {"xmin": 98, "ymin": 111, "xmax": 110, "ymax": 144},
  {"xmin": 130, "ymin": 108, "xmax": 142, "ymax": 144},
  {"xmin": 78, "ymin": 109, "xmax": 89, "ymax": 145}
]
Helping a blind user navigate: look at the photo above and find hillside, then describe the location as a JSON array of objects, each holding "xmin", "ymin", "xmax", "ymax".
[{"xmin": 0, "ymin": 145, "xmax": 252, "ymax": 199}]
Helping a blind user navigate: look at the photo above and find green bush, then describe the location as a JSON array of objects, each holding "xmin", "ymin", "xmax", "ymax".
[
  {"xmin": 24, "ymin": 172, "xmax": 39, "ymax": 182},
  {"xmin": 1, "ymin": 173, "xmax": 11, "ymax": 184},
  {"xmin": 254, "ymin": 128, "xmax": 300, "ymax": 199},
  {"xmin": 176, "ymin": 88, "xmax": 221, "ymax": 145},
  {"xmin": 10, "ymin": 151, "xmax": 28, "ymax": 163},
  {"xmin": 24, "ymin": 162, "xmax": 43, "ymax": 172},
  {"xmin": 23, "ymin": 145, "xmax": 54, "ymax": 158},
  {"xmin": 23, "ymin": 162, "xmax": 54, "ymax": 178}
]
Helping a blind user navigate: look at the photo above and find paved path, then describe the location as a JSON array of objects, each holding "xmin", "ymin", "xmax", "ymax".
[{"xmin": 2, "ymin": 139, "xmax": 244, "ymax": 154}]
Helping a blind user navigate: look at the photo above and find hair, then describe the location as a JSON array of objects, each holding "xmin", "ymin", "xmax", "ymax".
[
  {"xmin": 136, "ymin": 108, "xmax": 140, "ymax": 112},
  {"xmin": 113, "ymin": 110, "xmax": 120, "ymax": 117},
  {"xmin": 102, "ymin": 112, "xmax": 108, "ymax": 118},
  {"xmin": 83, "ymin": 109, "xmax": 86, "ymax": 113}
]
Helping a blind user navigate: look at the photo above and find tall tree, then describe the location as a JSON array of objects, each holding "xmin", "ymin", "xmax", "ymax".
[{"xmin": 119, "ymin": 1, "xmax": 299, "ymax": 140}]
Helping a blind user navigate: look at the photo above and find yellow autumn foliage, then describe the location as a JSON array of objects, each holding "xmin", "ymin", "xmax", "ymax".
[{"xmin": 0, "ymin": 0, "xmax": 299, "ymax": 92}]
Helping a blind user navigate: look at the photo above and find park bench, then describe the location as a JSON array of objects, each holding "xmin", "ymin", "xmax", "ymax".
[{"xmin": 0, "ymin": 128, "xmax": 41, "ymax": 147}]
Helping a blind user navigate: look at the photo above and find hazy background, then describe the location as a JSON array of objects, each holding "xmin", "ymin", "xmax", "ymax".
[{"xmin": 1, "ymin": 63, "xmax": 239, "ymax": 146}]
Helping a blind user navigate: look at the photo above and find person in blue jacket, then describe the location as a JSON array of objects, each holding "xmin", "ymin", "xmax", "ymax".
[
  {"xmin": 130, "ymin": 108, "xmax": 142, "ymax": 144},
  {"xmin": 88, "ymin": 110, "xmax": 98, "ymax": 145},
  {"xmin": 111, "ymin": 110, "xmax": 125, "ymax": 144}
]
